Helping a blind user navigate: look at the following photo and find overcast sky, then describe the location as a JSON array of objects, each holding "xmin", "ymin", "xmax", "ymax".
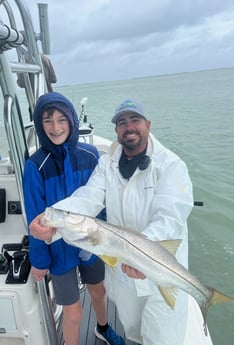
[{"xmin": 24, "ymin": 0, "xmax": 234, "ymax": 86}]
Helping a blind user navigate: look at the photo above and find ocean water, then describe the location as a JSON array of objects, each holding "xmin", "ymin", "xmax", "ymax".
[{"xmin": 1, "ymin": 68, "xmax": 234, "ymax": 345}]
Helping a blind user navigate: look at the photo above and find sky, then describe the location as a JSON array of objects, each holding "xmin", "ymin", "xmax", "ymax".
[{"xmin": 10, "ymin": 0, "xmax": 234, "ymax": 86}]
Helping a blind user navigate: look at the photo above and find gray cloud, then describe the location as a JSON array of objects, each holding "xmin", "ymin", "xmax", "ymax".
[{"xmin": 27, "ymin": 0, "xmax": 234, "ymax": 85}]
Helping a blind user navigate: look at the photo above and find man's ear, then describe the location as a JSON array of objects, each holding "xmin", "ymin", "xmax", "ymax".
[{"xmin": 146, "ymin": 119, "xmax": 151, "ymax": 130}]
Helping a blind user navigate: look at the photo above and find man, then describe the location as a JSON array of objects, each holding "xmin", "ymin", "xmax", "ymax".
[
  {"xmin": 30, "ymin": 98, "xmax": 194, "ymax": 345},
  {"xmin": 24, "ymin": 92, "xmax": 125, "ymax": 345}
]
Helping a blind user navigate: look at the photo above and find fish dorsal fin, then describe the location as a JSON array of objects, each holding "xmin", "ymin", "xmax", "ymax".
[
  {"xmin": 158, "ymin": 239, "xmax": 182, "ymax": 256},
  {"xmin": 100, "ymin": 255, "xmax": 119, "ymax": 267},
  {"xmin": 158, "ymin": 286, "xmax": 178, "ymax": 309}
]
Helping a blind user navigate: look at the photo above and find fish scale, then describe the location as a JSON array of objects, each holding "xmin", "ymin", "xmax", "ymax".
[{"xmin": 42, "ymin": 207, "xmax": 234, "ymax": 335}]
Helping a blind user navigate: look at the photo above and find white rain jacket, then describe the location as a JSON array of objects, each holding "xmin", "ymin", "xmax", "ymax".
[{"xmin": 54, "ymin": 133, "xmax": 194, "ymax": 345}]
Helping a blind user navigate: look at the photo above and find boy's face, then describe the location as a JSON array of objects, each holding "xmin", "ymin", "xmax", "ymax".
[{"xmin": 42, "ymin": 109, "xmax": 70, "ymax": 145}]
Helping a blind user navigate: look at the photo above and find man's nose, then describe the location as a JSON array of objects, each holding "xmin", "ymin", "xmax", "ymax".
[{"xmin": 124, "ymin": 120, "xmax": 135, "ymax": 130}]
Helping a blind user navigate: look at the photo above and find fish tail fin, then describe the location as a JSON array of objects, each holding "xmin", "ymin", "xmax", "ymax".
[
  {"xmin": 200, "ymin": 287, "xmax": 234, "ymax": 335},
  {"xmin": 209, "ymin": 288, "xmax": 234, "ymax": 305}
]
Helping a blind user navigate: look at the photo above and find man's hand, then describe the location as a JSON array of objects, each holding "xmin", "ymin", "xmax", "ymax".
[
  {"xmin": 30, "ymin": 213, "xmax": 56, "ymax": 241},
  {"xmin": 31, "ymin": 266, "xmax": 48, "ymax": 281},
  {"xmin": 121, "ymin": 264, "xmax": 146, "ymax": 280}
]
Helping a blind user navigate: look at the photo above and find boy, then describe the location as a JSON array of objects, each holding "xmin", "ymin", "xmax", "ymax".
[{"xmin": 23, "ymin": 92, "xmax": 125, "ymax": 345}]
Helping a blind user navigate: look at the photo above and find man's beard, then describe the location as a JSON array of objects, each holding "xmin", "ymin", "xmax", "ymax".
[{"xmin": 118, "ymin": 131, "xmax": 143, "ymax": 152}]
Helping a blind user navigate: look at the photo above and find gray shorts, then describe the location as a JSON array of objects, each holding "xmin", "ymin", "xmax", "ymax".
[{"xmin": 51, "ymin": 257, "xmax": 105, "ymax": 305}]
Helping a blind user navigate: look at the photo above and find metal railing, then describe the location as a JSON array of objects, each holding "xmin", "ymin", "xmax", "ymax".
[{"xmin": 0, "ymin": 1, "xmax": 63, "ymax": 344}]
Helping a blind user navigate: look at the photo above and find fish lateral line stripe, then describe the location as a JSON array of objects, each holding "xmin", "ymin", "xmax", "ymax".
[
  {"xmin": 96, "ymin": 219, "xmax": 194, "ymax": 282},
  {"xmin": 96, "ymin": 219, "xmax": 212, "ymax": 299},
  {"xmin": 51, "ymin": 213, "xmax": 210, "ymax": 300}
]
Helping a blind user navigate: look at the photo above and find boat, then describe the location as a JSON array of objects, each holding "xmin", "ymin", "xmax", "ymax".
[{"xmin": 0, "ymin": 1, "xmax": 213, "ymax": 344}]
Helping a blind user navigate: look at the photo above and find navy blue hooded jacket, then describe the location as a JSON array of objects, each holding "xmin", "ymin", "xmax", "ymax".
[{"xmin": 23, "ymin": 92, "xmax": 100, "ymax": 274}]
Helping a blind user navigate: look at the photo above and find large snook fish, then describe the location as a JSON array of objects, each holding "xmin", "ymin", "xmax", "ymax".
[{"xmin": 42, "ymin": 207, "xmax": 233, "ymax": 335}]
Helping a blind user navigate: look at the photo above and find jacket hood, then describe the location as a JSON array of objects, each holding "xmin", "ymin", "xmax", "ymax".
[{"xmin": 33, "ymin": 92, "xmax": 79, "ymax": 154}]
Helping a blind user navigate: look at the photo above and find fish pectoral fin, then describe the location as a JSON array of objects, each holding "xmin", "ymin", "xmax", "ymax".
[
  {"xmin": 158, "ymin": 286, "xmax": 177, "ymax": 309},
  {"xmin": 100, "ymin": 255, "xmax": 119, "ymax": 268},
  {"xmin": 158, "ymin": 239, "xmax": 182, "ymax": 256}
]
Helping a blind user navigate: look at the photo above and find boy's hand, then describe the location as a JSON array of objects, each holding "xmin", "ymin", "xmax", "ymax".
[{"xmin": 30, "ymin": 213, "xmax": 56, "ymax": 241}]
